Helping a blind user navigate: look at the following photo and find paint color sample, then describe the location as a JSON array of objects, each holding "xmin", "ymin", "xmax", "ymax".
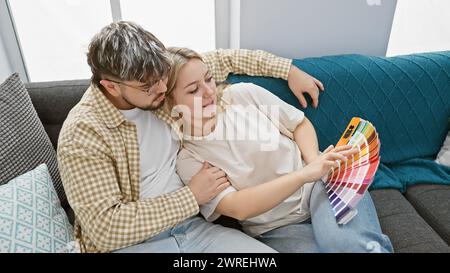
[{"xmin": 323, "ymin": 117, "xmax": 380, "ymax": 225}]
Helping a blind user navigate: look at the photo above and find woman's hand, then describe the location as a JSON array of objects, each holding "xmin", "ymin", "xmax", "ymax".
[
  {"xmin": 299, "ymin": 145, "xmax": 358, "ymax": 183},
  {"xmin": 287, "ymin": 65, "xmax": 324, "ymax": 109}
]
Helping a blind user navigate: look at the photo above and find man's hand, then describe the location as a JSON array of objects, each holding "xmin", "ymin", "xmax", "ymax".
[
  {"xmin": 287, "ymin": 65, "xmax": 325, "ymax": 109},
  {"xmin": 188, "ymin": 161, "xmax": 230, "ymax": 205}
]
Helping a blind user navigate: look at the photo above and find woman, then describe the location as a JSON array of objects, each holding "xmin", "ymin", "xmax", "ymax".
[{"xmin": 162, "ymin": 47, "xmax": 393, "ymax": 253}]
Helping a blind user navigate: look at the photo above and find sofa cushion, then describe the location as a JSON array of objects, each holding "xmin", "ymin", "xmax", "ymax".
[
  {"xmin": 25, "ymin": 80, "xmax": 89, "ymax": 149},
  {"xmin": 0, "ymin": 164, "xmax": 75, "ymax": 253},
  {"xmin": 370, "ymin": 189, "xmax": 450, "ymax": 252},
  {"xmin": 0, "ymin": 73, "xmax": 67, "ymax": 209},
  {"xmin": 405, "ymin": 184, "xmax": 450, "ymax": 245}
]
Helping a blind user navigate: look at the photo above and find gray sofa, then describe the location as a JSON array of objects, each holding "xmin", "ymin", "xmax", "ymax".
[{"xmin": 26, "ymin": 79, "xmax": 450, "ymax": 253}]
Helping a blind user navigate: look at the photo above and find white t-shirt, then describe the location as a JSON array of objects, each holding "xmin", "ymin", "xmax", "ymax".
[
  {"xmin": 120, "ymin": 108, "xmax": 184, "ymax": 199},
  {"xmin": 176, "ymin": 83, "xmax": 315, "ymax": 237}
]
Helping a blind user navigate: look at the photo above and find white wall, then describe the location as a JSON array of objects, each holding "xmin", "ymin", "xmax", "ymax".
[
  {"xmin": 387, "ymin": 0, "xmax": 450, "ymax": 56},
  {"xmin": 0, "ymin": 34, "xmax": 13, "ymax": 82},
  {"xmin": 239, "ymin": 0, "xmax": 397, "ymax": 58}
]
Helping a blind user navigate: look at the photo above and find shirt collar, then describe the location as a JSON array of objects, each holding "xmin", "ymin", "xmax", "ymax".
[{"xmin": 91, "ymin": 84, "xmax": 127, "ymax": 129}]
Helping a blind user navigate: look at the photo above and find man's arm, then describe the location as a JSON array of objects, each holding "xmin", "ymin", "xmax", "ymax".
[
  {"xmin": 176, "ymin": 149, "xmax": 236, "ymax": 222},
  {"xmin": 58, "ymin": 124, "xmax": 199, "ymax": 252},
  {"xmin": 201, "ymin": 48, "xmax": 292, "ymax": 82},
  {"xmin": 201, "ymin": 48, "xmax": 324, "ymax": 108}
]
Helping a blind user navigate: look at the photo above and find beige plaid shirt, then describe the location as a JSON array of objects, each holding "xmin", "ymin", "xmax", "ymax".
[{"xmin": 57, "ymin": 49, "xmax": 292, "ymax": 253}]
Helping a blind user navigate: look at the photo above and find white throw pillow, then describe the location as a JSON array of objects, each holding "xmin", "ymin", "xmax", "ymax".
[
  {"xmin": 0, "ymin": 164, "xmax": 78, "ymax": 253},
  {"xmin": 436, "ymin": 120, "xmax": 450, "ymax": 167}
]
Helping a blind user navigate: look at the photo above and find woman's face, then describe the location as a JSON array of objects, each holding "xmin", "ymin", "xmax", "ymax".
[{"xmin": 170, "ymin": 58, "xmax": 217, "ymax": 123}]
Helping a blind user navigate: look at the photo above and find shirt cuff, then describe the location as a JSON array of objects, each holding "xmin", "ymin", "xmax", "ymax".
[
  {"xmin": 175, "ymin": 186, "xmax": 200, "ymax": 217},
  {"xmin": 277, "ymin": 57, "xmax": 293, "ymax": 80},
  {"xmin": 201, "ymin": 186, "xmax": 237, "ymax": 222}
]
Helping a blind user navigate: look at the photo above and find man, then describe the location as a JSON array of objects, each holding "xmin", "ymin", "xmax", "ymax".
[{"xmin": 57, "ymin": 21, "xmax": 324, "ymax": 253}]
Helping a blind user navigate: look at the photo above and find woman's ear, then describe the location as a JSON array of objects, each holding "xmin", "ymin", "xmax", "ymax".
[{"xmin": 100, "ymin": 79, "xmax": 121, "ymax": 97}]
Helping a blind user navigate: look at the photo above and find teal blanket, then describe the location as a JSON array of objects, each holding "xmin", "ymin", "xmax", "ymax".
[
  {"xmin": 374, "ymin": 159, "xmax": 450, "ymax": 193},
  {"xmin": 227, "ymin": 51, "xmax": 450, "ymax": 191}
]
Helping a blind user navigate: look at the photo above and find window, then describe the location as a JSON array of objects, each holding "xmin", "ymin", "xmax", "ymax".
[
  {"xmin": 7, "ymin": 0, "xmax": 216, "ymax": 82},
  {"xmin": 387, "ymin": 0, "xmax": 450, "ymax": 56},
  {"xmin": 120, "ymin": 0, "xmax": 216, "ymax": 53},
  {"xmin": 8, "ymin": 0, "xmax": 112, "ymax": 82}
]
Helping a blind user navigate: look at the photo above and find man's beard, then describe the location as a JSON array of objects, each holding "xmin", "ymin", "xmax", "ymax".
[{"xmin": 123, "ymin": 95, "xmax": 165, "ymax": 111}]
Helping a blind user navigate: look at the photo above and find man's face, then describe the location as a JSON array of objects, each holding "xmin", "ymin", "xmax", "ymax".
[{"xmin": 119, "ymin": 77, "xmax": 169, "ymax": 111}]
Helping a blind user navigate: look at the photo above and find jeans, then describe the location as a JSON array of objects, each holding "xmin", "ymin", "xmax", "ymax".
[
  {"xmin": 114, "ymin": 216, "xmax": 277, "ymax": 253},
  {"xmin": 256, "ymin": 181, "xmax": 394, "ymax": 253}
]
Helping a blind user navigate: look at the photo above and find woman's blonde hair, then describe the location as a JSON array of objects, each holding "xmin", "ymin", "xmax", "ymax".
[{"xmin": 165, "ymin": 47, "xmax": 204, "ymax": 98}]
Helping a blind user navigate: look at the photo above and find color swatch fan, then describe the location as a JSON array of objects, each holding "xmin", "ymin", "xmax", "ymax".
[{"xmin": 322, "ymin": 117, "xmax": 380, "ymax": 225}]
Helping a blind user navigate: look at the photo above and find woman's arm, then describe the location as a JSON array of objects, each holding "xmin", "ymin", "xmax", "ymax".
[
  {"xmin": 215, "ymin": 170, "xmax": 308, "ymax": 221},
  {"xmin": 215, "ymin": 145, "xmax": 355, "ymax": 221},
  {"xmin": 293, "ymin": 117, "xmax": 320, "ymax": 165}
]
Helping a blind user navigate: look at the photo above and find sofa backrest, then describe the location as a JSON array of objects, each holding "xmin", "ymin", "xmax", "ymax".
[
  {"xmin": 229, "ymin": 51, "xmax": 450, "ymax": 164},
  {"xmin": 26, "ymin": 80, "xmax": 89, "ymax": 150},
  {"xmin": 26, "ymin": 52, "xmax": 450, "ymax": 164}
]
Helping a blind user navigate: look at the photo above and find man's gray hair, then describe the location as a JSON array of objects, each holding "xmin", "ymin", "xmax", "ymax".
[{"xmin": 87, "ymin": 21, "xmax": 171, "ymax": 88}]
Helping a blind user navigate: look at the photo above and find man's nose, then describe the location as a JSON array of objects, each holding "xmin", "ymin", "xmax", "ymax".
[{"xmin": 155, "ymin": 80, "xmax": 167, "ymax": 94}]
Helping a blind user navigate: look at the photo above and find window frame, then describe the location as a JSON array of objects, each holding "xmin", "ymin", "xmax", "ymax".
[{"xmin": 0, "ymin": 0, "xmax": 30, "ymax": 82}]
